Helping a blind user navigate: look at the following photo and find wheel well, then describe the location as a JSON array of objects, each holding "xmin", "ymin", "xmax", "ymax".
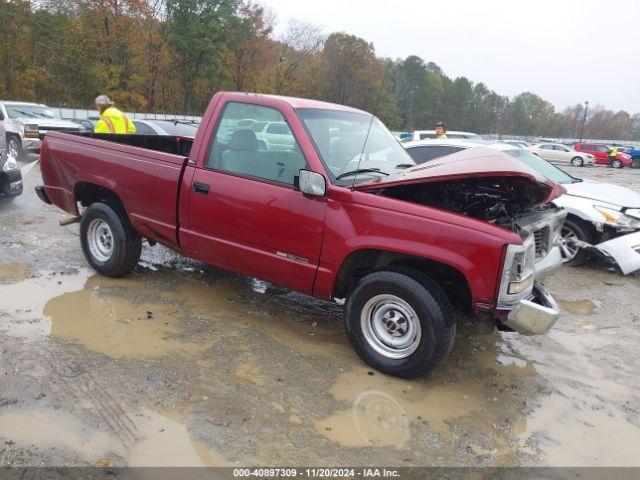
[
  {"xmin": 333, "ymin": 249, "xmax": 472, "ymax": 315},
  {"xmin": 565, "ymin": 213, "xmax": 598, "ymax": 241},
  {"xmin": 6, "ymin": 133, "xmax": 20, "ymax": 143},
  {"xmin": 75, "ymin": 182, "xmax": 124, "ymax": 210}
]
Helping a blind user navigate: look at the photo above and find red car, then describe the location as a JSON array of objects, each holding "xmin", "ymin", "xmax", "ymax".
[
  {"xmin": 573, "ymin": 142, "xmax": 633, "ymax": 168},
  {"xmin": 36, "ymin": 92, "xmax": 565, "ymax": 378}
]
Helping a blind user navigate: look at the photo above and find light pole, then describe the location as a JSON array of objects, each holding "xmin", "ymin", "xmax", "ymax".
[
  {"xmin": 579, "ymin": 101, "xmax": 589, "ymax": 142},
  {"xmin": 275, "ymin": 56, "xmax": 285, "ymax": 95}
]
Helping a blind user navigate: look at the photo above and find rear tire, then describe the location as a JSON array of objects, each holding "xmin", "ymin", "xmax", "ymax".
[
  {"xmin": 344, "ymin": 268, "xmax": 455, "ymax": 379},
  {"xmin": 80, "ymin": 202, "xmax": 141, "ymax": 277},
  {"xmin": 570, "ymin": 156, "xmax": 584, "ymax": 167}
]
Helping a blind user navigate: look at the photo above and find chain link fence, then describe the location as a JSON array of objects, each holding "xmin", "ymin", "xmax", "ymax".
[{"xmin": 50, "ymin": 107, "xmax": 203, "ymax": 123}]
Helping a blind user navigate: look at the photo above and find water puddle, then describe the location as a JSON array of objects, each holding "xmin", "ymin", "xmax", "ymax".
[
  {"xmin": 0, "ymin": 269, "xmax": 91, "ymax": 338},
  {"xmin": 314, "ymin": 367, "xmax": 485, "ymax": 448},
  {"xmin": 0, "ymin": 262, "xmax": 33, "ymax": 283},
  {"xmin": 520, "ymin": 393, "xmax": 640, "ymax": 466},
  {"xmin": 1, "ymin": 265, "xmax": 349, "ymax": 362},
  {"xmin": 0, "ymin": 407, "xmax": 229, "ymax": 466},
  {"xmin": 558, "ymin": 299, "xmax": 598, "ymax": 315}
]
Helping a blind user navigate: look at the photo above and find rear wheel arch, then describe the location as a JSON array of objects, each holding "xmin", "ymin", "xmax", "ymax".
[
  {"xmin": 332, "ymin": 249, "xmax": 473, "ymax": 316},
  {"xmin": 75, "ymin": 182, "xmax": 126, "ymax": 211}
]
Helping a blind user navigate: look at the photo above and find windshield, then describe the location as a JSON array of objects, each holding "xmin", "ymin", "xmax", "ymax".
[
  {"xmin": 297, "ymin": 108, "xmax": 415, "ymax": 185},
  {"xmin": 505, "ymin": 148, "xmax": 577, "ymax": 184},
  {"xmin": 5, "ymin": 104, "xmax": 57, "ymax": 119}
]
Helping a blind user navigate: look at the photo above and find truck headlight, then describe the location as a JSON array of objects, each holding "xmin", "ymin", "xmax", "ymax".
[
  {"xmin": 23, "ymin": 124, "xmax": 39, "ymax": 138},
  {"xmin": 594, "ymin": 205, "xmax": 640, "ymax": 229},
  {"xmin": 2, "ymin": 155, "xmax": 18, "ymax": 172},
  {"xmin": 499, "ymin": 237, "xmax": 536, "ymax": 305}
]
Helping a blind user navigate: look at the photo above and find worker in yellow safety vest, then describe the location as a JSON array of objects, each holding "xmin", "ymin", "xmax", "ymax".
[
  {"xmin": 94, "ymin": 95, "xmax": 136, "ymax": 134},
  {"xmin": 608, "ymin": 145, "xmax": 619, "ymax": 167}
]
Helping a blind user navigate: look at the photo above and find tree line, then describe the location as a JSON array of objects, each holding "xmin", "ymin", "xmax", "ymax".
[{"xmin": 2, "ymin": 0, "xmax": 639, "ymax": 140}]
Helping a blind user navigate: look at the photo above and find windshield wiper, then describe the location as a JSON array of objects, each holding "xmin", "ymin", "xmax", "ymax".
[
  {"xmin": 13, "ymin": 109, "xmax": 37, "ymax": 118},
  {"xmin": 335, "ymin": 168, "xmax": 389, "ymax": 180}
]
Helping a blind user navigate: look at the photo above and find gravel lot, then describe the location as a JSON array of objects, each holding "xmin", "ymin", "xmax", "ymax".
[{"xmin": 1, "ymin": 158, "xmax": 639, "ymax": 468}]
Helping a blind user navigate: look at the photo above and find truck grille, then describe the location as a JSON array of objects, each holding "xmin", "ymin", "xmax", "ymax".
[{"xmin": 533, "ymin": 227, "xmax": 549, "ymax": 258}]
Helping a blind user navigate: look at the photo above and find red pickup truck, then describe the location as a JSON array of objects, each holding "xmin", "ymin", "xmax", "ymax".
[{"xmin": 36, "ymin": 92, "xmax": 565, "ymax": 378}]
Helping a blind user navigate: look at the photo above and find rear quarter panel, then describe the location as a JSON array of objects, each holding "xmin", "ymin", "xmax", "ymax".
[{"xmin": 41, "ymin": 132, "xmax": 187, "ymax": 249}]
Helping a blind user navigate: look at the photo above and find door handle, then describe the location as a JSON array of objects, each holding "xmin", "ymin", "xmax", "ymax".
[{"xmin": 193, "ymin": 182, "xmax": 210, "ymax": 195}]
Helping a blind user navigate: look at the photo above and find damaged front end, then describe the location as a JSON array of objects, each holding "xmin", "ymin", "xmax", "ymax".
[
  {"xmin": 377, "ymin": 175, "xmax": 567, "ymax": 279},
  {"xmin": 566, "ymin": 231, "xmax": 640, "ymax": 275},
  {"xmin": 355, "ymin": 148, "xmax": 568, "ymax": 335}
]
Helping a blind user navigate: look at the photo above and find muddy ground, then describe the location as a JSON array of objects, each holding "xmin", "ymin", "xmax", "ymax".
[{"xmin": 1, "ymin": 158, "xmax": 639, "ymax": 468}]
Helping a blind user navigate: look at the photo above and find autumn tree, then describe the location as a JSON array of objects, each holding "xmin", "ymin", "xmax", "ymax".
[
  {"xmin": 163, "ymin": 0, "xmax": 239, "ymax": 113},
  {"xmin": 223, "ymin": 1, "xmax": 275, "ymax": 92},
  {"xmin": 275, "ymin": 19, "xmax": 324, "ymax": 97}
]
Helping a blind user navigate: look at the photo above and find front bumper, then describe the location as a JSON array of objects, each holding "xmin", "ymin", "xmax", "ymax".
[
  {"xmin": 502, "ymin": 282, "xmax": 560, "ymax": 335},
  {"xmin": 1, "ymin": 169, "xmax": 23, "ymax": 196},
  {"xmin": 594, "ymin": 231, "xmax": 640, "ymax": 274},
  {"xmin": 22, "ymin": 137, "xmax": 41, "ymax": 152}
]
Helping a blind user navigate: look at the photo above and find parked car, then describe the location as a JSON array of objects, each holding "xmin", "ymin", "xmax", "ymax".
[
  {"xmin": 71, "ymin": 118, "xmax": 99, "ymax": 131},
  {"xmin": 625, "ymin": 147, "xmax": 640, "ymax": 168},
  {"xmin": 37, "ymin": 91, "xmax": 565, "ymax": 378},
  {"xmin": 573, "ymin": 142, "xmax": 633, "ymax": 168},
  {"xmin": 404, "ymin": 139, "xmax": 640, "ymax": 273},
  {"xmin": 400, "ymin": 130, "xmax": 480, "ymax": 142},
  {"xmin": 0, "ymin": 101, "xmax": 82, "ymax": 157},
  {"xmin": 249, "ymin": 121, "xmax": 297, "ymax": 151},
  {"xmin": 0, "ymin": 147, "xmax": 22, "ymax": 200},
  {"xmin": 526, "ymin": 142, "xmax": 595, "ymax": 167},
  {"xmin": 502, "ymin": 140, "xmax": 532, "ymax": 148},
  {"xmin": 131, "ymin": 119, "xmax": 199, "ymax": 136}
]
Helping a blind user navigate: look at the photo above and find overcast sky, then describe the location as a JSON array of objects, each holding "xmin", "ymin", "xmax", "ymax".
[{"xmin": 264, "ymin": 0, "xmax": 640, "ymax": 114}]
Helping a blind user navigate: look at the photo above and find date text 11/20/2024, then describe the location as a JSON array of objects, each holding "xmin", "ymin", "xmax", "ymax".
[{"xmin": 233, "ymin": 468, "xmax": 400, "ymax": 478}]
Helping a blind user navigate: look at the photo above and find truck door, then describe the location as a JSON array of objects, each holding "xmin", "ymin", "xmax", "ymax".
[{"xmin": 184, "ymin": 101, "xmax": 327, "ymax": 294}]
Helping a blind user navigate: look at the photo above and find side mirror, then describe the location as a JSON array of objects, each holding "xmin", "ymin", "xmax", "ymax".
[
  {"xmin": 0, "ymin": 111, "xmax": 4, "ymax": 121},
  {"xmin": 295, "ymin": 170, "xmax": 326, "ymax": 196}
]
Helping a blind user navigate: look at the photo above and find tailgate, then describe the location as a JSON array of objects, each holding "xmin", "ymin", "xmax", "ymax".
[{"xmin": 41, "ymin": 132, "xmax": 188, "ymax": 249}]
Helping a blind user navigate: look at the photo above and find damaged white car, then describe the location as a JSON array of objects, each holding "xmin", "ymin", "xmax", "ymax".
[{"xmin": 404, "ymin": 139, "xmax": 640, "ymax": 275}]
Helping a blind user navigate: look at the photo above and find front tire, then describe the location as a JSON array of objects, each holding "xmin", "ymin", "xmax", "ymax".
[
  {"xmin": 571, "ymin": 156, "xmax": 584, "ymax": 167},
  {"xmin": 559, "ymin": 217, "xmax": 594, "ymax": 266},
  {"xmin": 611, "ymin": 159, "xmax": 622, "ymax": 169},
  {"xmin": 344, "ymin": 268, "xmax": 455, "ymax": 379},
  {"xmin": 80, "ymin": 202, "xmax": 141, "ymax": 277},
  {"xmin": 7, "ymin": 135, "xmax": 22, "ymax": 159}
]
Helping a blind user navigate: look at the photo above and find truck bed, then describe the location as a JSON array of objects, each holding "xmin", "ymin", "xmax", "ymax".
[
  {"xmin": 73, "ymin": 132, "xmax": 194, "ymax": 157},
  {"xmin": 40, "ymin": 131, "xmax": 190, "ymax": 250}
]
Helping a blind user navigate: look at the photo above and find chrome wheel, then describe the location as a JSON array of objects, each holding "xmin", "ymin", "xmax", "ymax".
[
  {"xmin": 87, "ymin": 218, "xmax": 114, "ymax": 262},
  {"xmin": 612, "ymin": 160, "xmax": 622, "ymax": 168},
  {"xmin": 360, "ymin": 294, "xmax": 421, "ymax": 360},
  {"xmin": 559, "ymin": 225, "xmax": 579, "ymax": 262},
  {"xmin": 7, "ymin": 137, "xmax": 20, "ymax": 158},
  {"xmin": 571, "ymin": 157, "xmax": 583, "ymax": 167}
]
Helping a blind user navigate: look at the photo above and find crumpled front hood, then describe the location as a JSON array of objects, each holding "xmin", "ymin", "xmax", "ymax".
[
  {"xmin": 355, "ymin": 146, "xmax": 565, "ymax": 205},
  {"xmin": 564, "ymin": 180, "xmax": 640, "ymax": 208}
]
